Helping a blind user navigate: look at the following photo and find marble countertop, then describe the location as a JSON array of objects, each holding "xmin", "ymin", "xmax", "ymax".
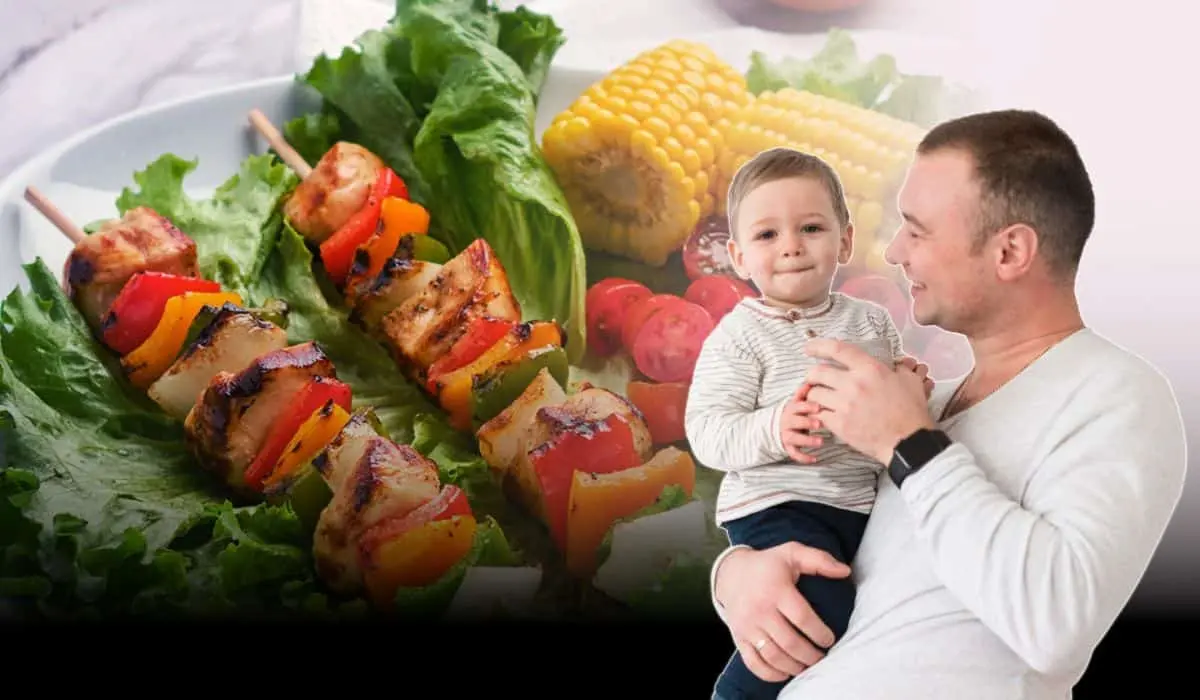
[{"xmin": 0, "ymin": 0, "xmax": 978, "ymax": 179}]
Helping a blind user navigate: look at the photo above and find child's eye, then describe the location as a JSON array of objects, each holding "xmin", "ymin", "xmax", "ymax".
[
  {"xmin": 802, "ymin": 223, "xmax": 823, "ymax": 233},
  {"xmin": 755, "ymin": 229, "xmax": 776, "ymax": 240}
]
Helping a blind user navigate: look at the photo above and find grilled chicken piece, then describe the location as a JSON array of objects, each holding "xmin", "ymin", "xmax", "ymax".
[
  {"xmin": 184, "ymin": 342, "xmax": 336, "ymax": 497},
  {"xmin": 312, "ymin": 415, "xmax": 441, "ymax": 593},
  {"xmin": 282, "ymin": 142, "xmax": 383, "ymax": 245},
  {"xmin": 148, "ymin": 306, "xmax": 289, "ymax": 420},
  {"xmin": 506, "ymin": 387, "xmax": 655, "ymax": 517},
  {"xmin": 380, "ymin": 238, "xmax": 521, "ymax": 377},
  {"xmin": 64, "ymin": 206, "xmax": 198, "ymax": 331},
  {"xmin": 348, "ymin": 257, "xmax": 443, "ymax": 335},
  {"xmin": 476, "ymin": 367, "xmax": 568, "ymax": 476}
]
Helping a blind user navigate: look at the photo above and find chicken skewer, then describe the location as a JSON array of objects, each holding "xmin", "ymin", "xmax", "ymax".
[
  {"xmin": 22, "ymin": 187, "xmax": 496, "ymax": 611},
  {"xmin": 247, "ymin": 112, "xmax": 701, "ymax": 578}
]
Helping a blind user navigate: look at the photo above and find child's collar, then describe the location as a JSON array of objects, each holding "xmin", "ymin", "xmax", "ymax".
[{"xmin": 743, "ymin": 294, "xmax": 838, "ymax": 321}]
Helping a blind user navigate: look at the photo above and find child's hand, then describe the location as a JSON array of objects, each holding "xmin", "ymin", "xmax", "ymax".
[
  {"xmin": 780, "ymin": 383, "xmax": 824, "ymax": 464},
  {"xmin": 896, "ymin": 355, "xmax": 935, "ymax": 398}
]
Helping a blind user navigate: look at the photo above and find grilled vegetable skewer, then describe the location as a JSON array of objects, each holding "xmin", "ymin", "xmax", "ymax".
[
  {"xmin": 248, "ymin": 115, "xmax": 702, "ymax": 580},
  {"xmin": 22, "ymin": 187, "xmax": 508, "ymax": 612}
]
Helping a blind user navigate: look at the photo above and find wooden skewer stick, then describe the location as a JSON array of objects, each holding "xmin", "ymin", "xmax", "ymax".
[
  {"xmin": 248, "ymin": 108, "xmax": 312, "ymax": 178},
  {"xmin": 24, "ymin": 185, "xmax": 86, "ymax": 244}
]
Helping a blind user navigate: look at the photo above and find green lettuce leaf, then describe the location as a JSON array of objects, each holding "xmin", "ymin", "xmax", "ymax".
[
  {"xmin": 286, "ymin": 0, "xmax": 588, "ymax": 364},
  {"xmin": 496, "ymin": 4, "xmax": 566, "ymax": 96},
  {"xmin": 0, "ymin": 262, "xmax": 361, "ymax": 619},
  {"xmin": 298, "ymin": 27, "xmax": 431, "ymax": 206},
  {"xmin": 745, "ymin": 28, "xmax": 981, "ymax": 128},
  {"xmin": 115, "ymin": 153, "xmax": 298, "ymax": 300}
]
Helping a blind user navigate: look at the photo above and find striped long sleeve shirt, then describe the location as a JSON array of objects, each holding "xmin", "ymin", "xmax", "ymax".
[{"xmin": 684, "ymin": 292, "xmax": 905, "ymax": 524}]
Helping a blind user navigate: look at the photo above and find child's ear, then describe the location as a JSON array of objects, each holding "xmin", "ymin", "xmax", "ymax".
[
  {"xmin": 838, "ymin": 223, "xmax": 855, "ymax": 264},
  {"xmin": 727, "ymin": 236, "xmax": 751, "ymax": 279}
]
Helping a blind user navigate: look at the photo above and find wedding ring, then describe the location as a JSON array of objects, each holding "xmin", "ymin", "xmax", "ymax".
[{"xmin": 754, "ymin": 638, "xmax": 767, "ymax": 651}]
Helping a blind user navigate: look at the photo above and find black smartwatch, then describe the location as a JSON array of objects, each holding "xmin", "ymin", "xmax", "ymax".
[{"xmin": 888, "ymin": 427, "xmax": 953, "ymax": 488}]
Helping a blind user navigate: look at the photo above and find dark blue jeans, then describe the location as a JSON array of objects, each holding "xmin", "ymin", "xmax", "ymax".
[{"xmin": 712, "ymin": 500, "xmax": 869, "ymax": 700}]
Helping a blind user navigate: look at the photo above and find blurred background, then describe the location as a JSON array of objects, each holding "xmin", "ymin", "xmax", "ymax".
[{"xmin": 1, "ymin": 0, "xmax": 1196, "ymax": 631}]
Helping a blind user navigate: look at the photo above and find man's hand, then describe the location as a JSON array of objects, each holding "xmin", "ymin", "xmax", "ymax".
[
  {"xmin": 714, "ymin": 543, "xmax": 852, "ymax": 682},
  {"xmin": 896, "ymin": 355, "xmax": 935, "ymax": 399},
  {"xmin": 780, "ymin": 383, "xmax": 824, "ymax": 464},
  {"xmin": 803, "ymin": 338, "xmax": 936, "ymax": 464}
]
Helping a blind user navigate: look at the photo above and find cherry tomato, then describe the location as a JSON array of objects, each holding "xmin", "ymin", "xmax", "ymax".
[
  {"xmin": 621, "ymin": 294, "xmax": 686, "ymax": 352},
  {"xmin": 586, "ymin": 280, "xmax": 652, "ymax": 356},
  {"xmin": 684, "ymin": 275, "xmax": 756, "ymax": 322},
  {"xmin": 586, "ymin": 277, "xmax": 640, "ymax": 310},
  {"xmin": 627, "ymin": 380, "xmax": 690, "ymax": 445},
  {"xmin": 631, "ymin": 300, "xmax": 715, "ymax": 383},
  {"xmin": 682, "ymin": 214, "xmax": 740, "ymax": 281}
]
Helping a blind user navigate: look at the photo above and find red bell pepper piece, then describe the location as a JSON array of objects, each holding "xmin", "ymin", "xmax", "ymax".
[
  {"xmin": 319, "ymin": 167, "xmax": 409, "ymax": 285},
  {"xmin": 244, "ymin": 376, "xmax": 354, "ymax": 491},
  {"xmin": 99, "ymin": 272, "xmax": 220, "ymax": 355},
  {"xmin": 425, "ymin": 316, "xmax": 517, "ymax": 394},
  {"xmin": 531, "ymin": 414, "xmax": 644, "ymax": 550},
  {"xmin": 359, "ymin": 484, "xmax": 473, "ymax": 551}
]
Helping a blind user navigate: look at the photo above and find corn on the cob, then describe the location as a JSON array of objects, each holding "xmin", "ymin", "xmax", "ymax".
[
  {"xmin": 541, "ymin": 40, "xmax": 752, "ymax": 267},
  {"xmin": 713, "ymin": 88, "xmax": 926, "ymax": 261}
]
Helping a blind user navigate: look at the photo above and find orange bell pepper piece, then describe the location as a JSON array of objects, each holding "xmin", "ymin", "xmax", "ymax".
[
  {"xmin": 122, "ymin": 291, "xmax": 243, "ymax": 389},
  {"xmin": 564, "ymin": 446, "xmax": 696, "ymax": 577}
]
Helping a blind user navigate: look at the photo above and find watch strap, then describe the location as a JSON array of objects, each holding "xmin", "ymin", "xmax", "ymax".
[{"xmin": 888, "ymin": 428, "xmax": 952, "ymax": 488}]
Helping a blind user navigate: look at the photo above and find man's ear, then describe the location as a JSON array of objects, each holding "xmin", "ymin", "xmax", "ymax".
[
  {"xmin": 838, "ymin": 223, "xmax": 855, "ymax": 264},
  {"xmin": 992, "ymin": 223, "xmax": 1039, "ymax": 281}
]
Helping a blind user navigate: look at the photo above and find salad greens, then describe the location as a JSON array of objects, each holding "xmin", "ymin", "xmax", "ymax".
[
  {"xmin": 745, "ymin": 28, "xmax": 980, "ymax": 128},
  {"xmin": 284, "ymin": 0, "xmax": 588, "ymax": 366},
  {"xmin": 2, "ymin": 4, "xmax": 967, "ymax": 623}
]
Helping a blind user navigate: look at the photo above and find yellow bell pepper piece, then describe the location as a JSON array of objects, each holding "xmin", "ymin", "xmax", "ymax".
[
  {"xmin": 434, "ymin": 322, "xmax": 564, "ymax": 431},
  {"xmin": 362, "ymin": 514, "xmax": 477, "ymax": 609},
  {"xmin": 380, "ymin": 196, "xmax": 430, "ymax": 238},
  {"xmin": 262, "ymin": 402, "xmax": 352, "ymax": 490},
  {"xmin": 122, "ymin": 291, "xmax": 243, "ymax": 389}
]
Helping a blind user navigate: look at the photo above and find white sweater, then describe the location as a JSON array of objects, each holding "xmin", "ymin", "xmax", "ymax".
[
  {"xmin": 710, "ymin": 328, "xmax": 1187, "ymax": 699},
  {"xmin": 684, "ymin": 293, "xmax": 904, "ymax": 523}
]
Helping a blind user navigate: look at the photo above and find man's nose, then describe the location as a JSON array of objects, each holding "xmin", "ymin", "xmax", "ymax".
[{"xmin": 883, "ymin": 229, "xmax": 904, "ymax": 266}]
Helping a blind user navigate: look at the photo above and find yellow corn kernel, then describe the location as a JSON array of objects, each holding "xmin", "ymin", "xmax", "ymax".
[
  {"xmin": 541, "ymin": 40, "xmax": 752, "ymax": 267},
  {"xmin": 712, "ymin": 87, "xmax": 923, "ymax": 247}
]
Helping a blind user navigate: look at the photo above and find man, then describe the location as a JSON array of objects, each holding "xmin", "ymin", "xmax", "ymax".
[{"xmin": 707, "ymin": 109, "xmax": 1188, "ymax": 699}]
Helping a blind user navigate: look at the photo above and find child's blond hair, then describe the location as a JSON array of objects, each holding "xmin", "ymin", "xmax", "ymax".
[{"xmin": 726, "ymin": 147, "xmax": 851, "ymax": 240}]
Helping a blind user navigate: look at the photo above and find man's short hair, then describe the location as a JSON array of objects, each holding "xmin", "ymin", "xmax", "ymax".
[
  {"xmin": 918, "ymin": 109, "xmax": 1095, "ymax": 277},
  {"xmin": 726, "ymin": 147, "xmax": 850, "ymax": 240}
]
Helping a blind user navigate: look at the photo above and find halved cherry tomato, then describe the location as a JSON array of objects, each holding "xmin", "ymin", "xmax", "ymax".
[
  {"xmin": 684, "ymin": 275, "xmax": 756, "ymax": 322},
  {"xmin": 586, "ymin": 277, "xmax": 640, "ymax": 309},
  {"xmin": 682, "ymin": 214, "xmax": 738, "ymax": 281},
  {"xmin": 587, "ymin": 279, "xmax": 652, "ymax": 356},
  {"xmin": 631, "ymin": 300, "xmax": 715, "ymax": 383},
  {"xmin": 319, "ymin": 167, "xmax": 409, "ymax": 285},
  {"xmin": 425, "ymin": 316, "xmax": 517, "ymax": 394},
  {"xmin": 626, "ymin": 380, "xmax": 690, "ymax": 445},
  {"xmin": 621, "ymin": 294, "xmax": 687, "ymax": 352}
]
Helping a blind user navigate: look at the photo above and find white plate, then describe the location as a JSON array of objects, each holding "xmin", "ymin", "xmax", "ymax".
[
  {"xmin": 0, "ymin": 26, "xmax": 974, "ymax": 293},
  {"xmin": 0, "ymin": 65, "xmax": 604, "ymax": 294}
]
